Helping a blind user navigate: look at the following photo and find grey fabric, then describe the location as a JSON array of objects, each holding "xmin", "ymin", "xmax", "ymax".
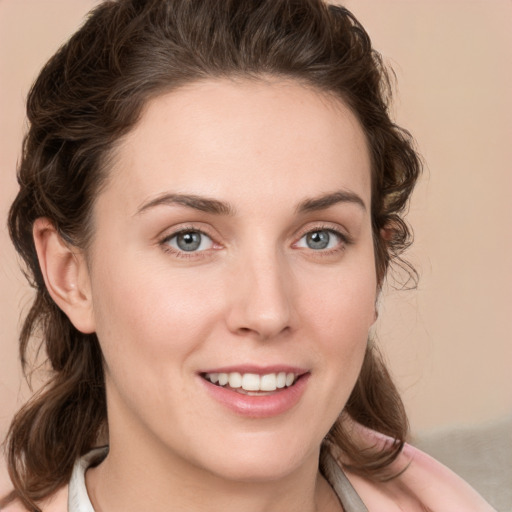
[
  {"xmin": 67, "ymin": 446, "xmax": 367, "ymax": 512},
  {"xmin": 323, "ymin": 450, "xmax": 369, "ymax": 512},
  {"xmin": 414, "ymin": 416, "xmax": 512, "ymax": 512}
]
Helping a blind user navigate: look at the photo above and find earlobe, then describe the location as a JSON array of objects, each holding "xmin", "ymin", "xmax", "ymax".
[
  {"xmin": 33, "ymin": 218, "xmax": 95, "ymax": 334},
  {"xmin": 368, "ymin": 293, "xmax": 381, "ymax": 334},
  {"xmin": 374, "ymin": 292, "xmax": 382, "ymax": 324}
]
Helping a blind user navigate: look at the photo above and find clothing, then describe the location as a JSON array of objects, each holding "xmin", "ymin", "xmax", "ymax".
[
  {"xmin": 68, "ymin": 449, "xmax": 102, "ymax": 512},
  {"xmin": 323, "ymin": 450, "xmax": 369, "ymax": 511},
  {"xmin": 67, "ymin": 447, "xmax": 368, "ymax": 512},
  {"xmin": 1, "ymin": 438, "xmax": 495, "ymax": 511}
]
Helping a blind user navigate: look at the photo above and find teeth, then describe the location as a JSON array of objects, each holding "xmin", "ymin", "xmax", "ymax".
[
  {"xmin": 242, "ymin": 373, "xmax": 260, "ymax": 391},
  {"xmin": 276, "ymin": 372, "xmax": 286, "ymax": 388},
  {"xmin": 260, "ymin": 373, "xmax": 277, "ymax": 391},
  {"xmin": 204, "ymin": 371, "xmax": 299, "ymax": 392},
  {"xmin": 228, "ymin": 372, "xmax": 242, "ymax": 388}
]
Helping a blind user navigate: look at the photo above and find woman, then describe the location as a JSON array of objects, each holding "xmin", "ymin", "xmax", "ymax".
[{"xmin": 1, "ymin": 0, "xmax": 494, "ymax": 510}]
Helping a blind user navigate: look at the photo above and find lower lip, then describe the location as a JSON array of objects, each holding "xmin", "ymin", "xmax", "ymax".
[{"xmin": 199, "ymin": 374, "xmax": 310, "ymax": 418}]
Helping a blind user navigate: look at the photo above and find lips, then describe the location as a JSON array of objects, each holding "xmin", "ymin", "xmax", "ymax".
[{"xmin": 198, "ymin": 366, "xmax": 310, "ymax": 418}]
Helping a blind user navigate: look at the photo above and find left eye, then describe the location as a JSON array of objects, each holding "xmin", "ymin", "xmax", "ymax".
[
  {"xmin": 296, "ymin": 229, "xmax": 342, "ymax": 250},
  {"xmin": 165, "ymin": 230, "xmax": 214, "ymax": 252}
]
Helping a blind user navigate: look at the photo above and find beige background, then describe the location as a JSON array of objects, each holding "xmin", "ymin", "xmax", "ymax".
[{"xmin": 0, "ymin": 0, "xmax": 511, "ymax": 455}]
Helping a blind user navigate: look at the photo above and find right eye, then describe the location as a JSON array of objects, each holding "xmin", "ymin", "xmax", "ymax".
[
  {"xmin": 164, "ymin": 230, "xmax": 214, "ymax": 253},
  {"xmin": 294, "ymin": 228, "xmax": 346, "ymax": 251}
]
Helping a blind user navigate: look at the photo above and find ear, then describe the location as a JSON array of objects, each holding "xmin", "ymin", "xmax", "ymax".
[
  {"xmin": 373, "ymin": 292, "xmax": 382, "ymax": 324},
  {"xmin": 33, "ymin": 218, "xmax": 95, "ymax": 334}
]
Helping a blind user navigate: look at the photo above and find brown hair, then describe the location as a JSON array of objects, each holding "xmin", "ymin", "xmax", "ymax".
[{"xmin": 3, "ymin": 0, "xmax": 420, "ymax": 509}]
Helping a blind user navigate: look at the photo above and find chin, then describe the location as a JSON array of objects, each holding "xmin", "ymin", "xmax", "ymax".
[{"xmin": 192, "ymin": 433, "xmax": 319, "ymax": 483}]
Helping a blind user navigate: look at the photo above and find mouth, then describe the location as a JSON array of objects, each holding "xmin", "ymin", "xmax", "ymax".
[
  {"xmin": 201, "ymin": 371, "xmax": 301, "ymax": 396},
  {"xmin": 199, "ymin": 367, "xmax": 310, "ymax": 418}
]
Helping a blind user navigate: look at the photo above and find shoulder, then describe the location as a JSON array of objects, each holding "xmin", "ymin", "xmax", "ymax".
[
  {"xmin": 400, "ymin": 443, "xmax": 495, "ymax": 510},
  {"xmin": 344, "ymin": 439, "xmax": 495, "ymax": 511},
  {"xmin": 1, "ymin": 485, "xmax": 68, "ymax": 512}
]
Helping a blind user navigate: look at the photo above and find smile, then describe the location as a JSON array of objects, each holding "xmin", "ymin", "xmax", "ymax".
[
  {"xmin": 202, "ymin": 371, "xmax": 298, "ymax": 394},
  {"xmin": 199, "ymin": 367, "xmax": 310, "ymax": 418}
]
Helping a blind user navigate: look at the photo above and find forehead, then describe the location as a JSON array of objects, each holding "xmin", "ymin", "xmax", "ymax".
[{"xmin": 103, "ymin": 78, "xmax": 372, "ymax": 212}]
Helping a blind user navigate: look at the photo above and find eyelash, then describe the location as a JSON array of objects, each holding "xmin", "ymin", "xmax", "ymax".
[
  {"xmin": 159, "ymin": 224, "xmax": 353, "ymax": 259},
  {"xmin": 294, "ymin": 225, "xmax": 353, "ymax": 256},
  {"xmin": 159, "ymin": 226, "xmax": 218, "ymax": 260}
]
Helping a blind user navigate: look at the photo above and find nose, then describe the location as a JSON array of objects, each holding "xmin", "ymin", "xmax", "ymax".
[{"xmin": 225, "ymin": 250, "xmax": 294, "ymax": 340}]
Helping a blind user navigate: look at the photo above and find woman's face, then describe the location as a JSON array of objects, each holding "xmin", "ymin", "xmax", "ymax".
[{"xmin": 85, "ymin": 78, "xmax": 376, "ymax": 481}]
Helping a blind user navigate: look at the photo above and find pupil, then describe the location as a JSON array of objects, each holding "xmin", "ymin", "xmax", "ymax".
[
  {"xmin": 177, "ymin": 232, "xmax": 201, "ymax": 251},
  {"xmin": 307, "ymin": 231, "xmax": 329, "ymax": 250}
]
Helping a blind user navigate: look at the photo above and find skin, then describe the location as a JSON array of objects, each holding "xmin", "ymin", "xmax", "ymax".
[
  {"xmin": 34, "ymin": 78, "xmax": 378, "ymax": 512},
  {"xmin": 18, "ymin": 77, "xmax": 493, "ymax": 512}
]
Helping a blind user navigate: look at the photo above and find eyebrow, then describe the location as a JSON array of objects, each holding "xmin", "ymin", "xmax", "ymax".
[
  {"xmin": 136, "ymin": 193, "xmax": 236, "ymax": 216},
  {"xmin": 296, "ymin": 190, "xmax": 367, "ymax": 213},
  {"xmin": 135, "ymin": 189, "xmax": 366, "ymax": 217}
]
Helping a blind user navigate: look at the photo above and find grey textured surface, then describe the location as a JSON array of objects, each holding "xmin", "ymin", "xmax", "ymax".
[{"xmin": 414, "ymin": 417, "xmax": 512, "ymax": 512}]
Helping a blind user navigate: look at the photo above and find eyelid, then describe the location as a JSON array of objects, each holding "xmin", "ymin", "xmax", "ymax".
[
  {"xmin": 293, "ymin": 222, "xmax": 353, "ymax": 245},
  {"xmin": 158, "ymin": 224, "xmax": 222, "ymax": 258},
  {"xmin": 158, "ymin": 222, "xmax": 219, "ymax": 242},
  {"xmin": 291, "ymin": 223, "xmax": 354, "ymax": 259},
  {"xmin": 166, "ymin": 230, "xmax": 213, "ymax": 250}
]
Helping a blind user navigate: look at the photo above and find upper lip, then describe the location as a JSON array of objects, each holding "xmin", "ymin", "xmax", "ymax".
[{"xmin": 198, "ymin": 365, "xmax": 308, "ymax": 375}]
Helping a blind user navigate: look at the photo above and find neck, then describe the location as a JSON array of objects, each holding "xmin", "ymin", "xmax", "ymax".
[
  {"xmin": 85, "ymin": 426, "xmax": 341, "ymax": 512},
  {"xmin": 86, "ymin": 447, "xmax": 338, "ymax": 512},
  {"xmin": 85, "ymin": 384, "xmax": 343, "ymax": 512}
]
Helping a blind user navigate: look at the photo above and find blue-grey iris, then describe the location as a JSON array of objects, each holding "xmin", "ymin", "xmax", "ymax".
[
  {"xmin": 306, "ymin": 230, "xmax": 330, "ymax": 250},
  {"xmin": 176, "ymin": 231, "xmax": 202, "ymax": 251}
]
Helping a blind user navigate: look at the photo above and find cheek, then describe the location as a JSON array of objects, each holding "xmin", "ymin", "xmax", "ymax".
[
  {"xmin": 300, "ymin": 260, "xmax": 376, "ymax": 381},
  {"xmin": 288, "ymin": 266, "xmax": 375, "ymax": 441},
  {"xmin": 304, "ymin": 262, "xmax": 377, "ymax": 336},
  {"xmin": 89, "ymin": 254, "xmax": 221, "ymax": 372}
]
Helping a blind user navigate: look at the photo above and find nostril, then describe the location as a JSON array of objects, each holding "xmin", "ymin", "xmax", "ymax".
[{"xmin": 234, "ymin": 324, "xmax": 291, "ymax": 341}]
